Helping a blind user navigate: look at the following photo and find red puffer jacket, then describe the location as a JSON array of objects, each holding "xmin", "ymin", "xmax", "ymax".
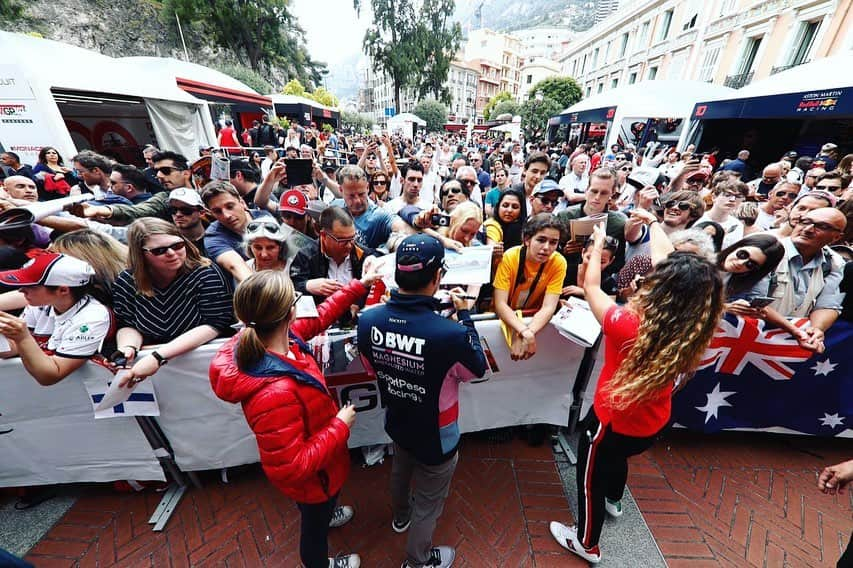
[{"xmin": 209, "ymin": 279, "xmax": 368, "ymax": 504}]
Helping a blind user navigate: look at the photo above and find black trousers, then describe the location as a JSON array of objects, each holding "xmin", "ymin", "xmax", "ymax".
[
  {"xmin": 839, "ymin": 532, "xmax": 853, "ymax": 568},
  {"xmin": 296, "ymin": 494, "xmax": 338, "ymax": 568},
  {"xmin": 575, "ymin": 408, "xmax": 658, "ymax": 549}
]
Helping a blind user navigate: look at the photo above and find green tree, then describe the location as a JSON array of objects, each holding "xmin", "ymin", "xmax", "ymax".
[
  {"xmin": 354, "ymin": 0, "xmax": 418, "ymax": 114},
  {"xmin": 520, "ymin": 96, "xmax": 562, "ymax": 141},
  {"xmin": 214, "ymin": 63, "xmax": 273, "ymax": 95},
  {"xmin": 341, "ymin": 111, "xmax": 375, "ymax": 133},
  {"xmin": 483, "ymin": 91, "xmax": 513, "ymax": 121},
  {"xmin": 0, "ymin": 0, "xmax": 25, "ymax": 22},
  {"xmin": 409, "ymin": 0, "xmax": 462, "ymax": 104},
  {"xmin": 491, "ymin": 99, "xmax": 521, "ymax": 120},
  {"xmin": 282, "ymin": 79, "xmax": 308, "ymax": 97},
  {"xmin": 528, "ymin": 76, "xmax": 583, "ymax": 109},
  {"xmin": 412, "ymin": 99, "xmax": 448, "ymax": 133},
  {"xmin": 163, "ymin": 0, "xmax": 327, "ymax": 86},
  {"xmin": 310, "ymin": 87, "xmax": 339, "ymax": 108}
]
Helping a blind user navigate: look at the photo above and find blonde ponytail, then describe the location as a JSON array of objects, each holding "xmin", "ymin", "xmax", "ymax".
[{"xmin": 233, "ymin": 270, "xmax": 296, "ymax": 370}]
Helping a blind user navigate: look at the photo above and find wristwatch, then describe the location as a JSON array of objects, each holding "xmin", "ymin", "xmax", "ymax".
[{"xmin": 151, "ymin": 350, "xmax": 169, "ymax": 367}]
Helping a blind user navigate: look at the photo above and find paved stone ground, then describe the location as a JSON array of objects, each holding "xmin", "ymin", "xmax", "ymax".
[
  {"xmin": 629, "ymin": 429, "xmax": 853, "ymax": 568},
  {"xmin": 9, "ymin": 429, "xmax": 853, "ymax": 567}
]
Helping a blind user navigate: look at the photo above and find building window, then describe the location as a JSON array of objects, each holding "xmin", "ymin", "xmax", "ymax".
[
  {"xmin": 597, "ymin": 83, "xmax": 604, "ymax": 93},
  {"xmin": 786, "ymin": 20, "xmax": 821, "ymax": 67},
  {"xmin": 611, "ymin": 78, "xmax": 618, "ymax": 88},
  {"xmin": 719, "ymin": 0, "xmax": 736, "ymax": 16},
  {"xmin": 698, "ymin": 45, "xmax": 721, "ymax": 81},
  {"xmin": 628, "ymin": 71, "xmax": 638, "ymax": 84},
  {"xmin": 681, "ymin": 0, "xmax": 699, "ymax": 32},
  {"xmin": 581, "ymin": 54, "xmax": 588, "ymax": 74},
  {"xmin": 647, "ymin": 66, "xmax": 658, "ymax": 80},
  {"xmin": 657, "ymin": 10, "xmax": 673, "ymax": 42},
  {"xmin": 619, "ymin": 33, "xmax": 629, "ymax": 57},
  {"xmin": 638, "ymin": 21, "xmax": 650, "ymax": 48},
  {"xmin": 527, "ymin": 74, "xmax": 533, "ymax": 84},
  {"xmin": 604, "ymin": 41, "xmax": 612, "ymax": 61},
  {"xmin": 736, "ymin": 36, "xmax": 762, "ymax": 75},
  {"xmin": 586, "ymin": 86, "xmax": 592, "ymax": 97},
  {"xmin": 592, "ymin": 47, "xmax": 600, "ymax": 69}
]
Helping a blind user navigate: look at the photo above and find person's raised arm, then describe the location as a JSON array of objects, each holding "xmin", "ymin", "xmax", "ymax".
[
  {"xmin": 630, "ymin": 208, "xmax": 672, "ymax": 265},
  {"xmin": 215, "ymin": 250, "xmax": 253, "ymax": 283},
  {"xmin": 583, "ymin": 223, "xmax": 617, "ymax": 323},
  {"xmin": 255, "ymin": 159, "xmax": 287, "ymax": 211}
]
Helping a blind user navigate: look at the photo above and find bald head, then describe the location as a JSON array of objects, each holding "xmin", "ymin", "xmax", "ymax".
[
  {"xmin": 3, "ymin": 175, "xmax": 37, "ymax": 202},
  {"xmin": 737, "ymin": 150, "xmax": 750, "ymax": 160},
  {"xmin": 791, "ymin": 207, "xmax": 846, "ymax": 256}
]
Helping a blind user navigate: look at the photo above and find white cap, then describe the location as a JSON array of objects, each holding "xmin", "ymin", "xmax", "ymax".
[{"xmin": 168, "ymin": 188, "xmax": 203, "ymax": 208}]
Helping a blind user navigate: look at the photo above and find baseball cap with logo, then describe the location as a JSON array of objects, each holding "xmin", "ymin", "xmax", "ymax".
[
  {"xmin": 0, "ymin": 253, "xmax": 94, "ymax": 287},
  {"xmin": 821, "ymin": 143, "xmax": 838, "ymax": 153},
  {"xmin": 278, "ymin": 189, "xmax": 307, "ymax": 216},
  {"xmin": 168, "ymin": 188, "xmax": 204, "ymax": 208},
  {"xmin": 532, "ymin": 179, "xmax": 562, "ymax": 196},
  {"xmin": 395, "ymin": 234, "xmax": 445, "ymax": 277}
]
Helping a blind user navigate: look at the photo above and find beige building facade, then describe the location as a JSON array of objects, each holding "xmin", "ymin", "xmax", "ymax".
[
  {"xmin": 558, "ymin": 0, "xmax": 852, "ymax": 96},
  {"xmin": 464, "ymin": 28, "xmax": 524, "ymax": 101}
]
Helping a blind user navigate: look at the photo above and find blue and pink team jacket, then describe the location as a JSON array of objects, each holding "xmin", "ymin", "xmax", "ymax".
[{"xmin": 358, "ymin": 291, "xmax": 488, "ymax": 465}]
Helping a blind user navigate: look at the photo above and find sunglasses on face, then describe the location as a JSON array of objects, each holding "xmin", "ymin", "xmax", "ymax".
[
  {"xmin": 372, "ymin": 179, "xmax": 388, "ymax": 186},
  {"xmin": 154, "ymin": 166, "xmax": 185, "ymax": 175},
  {"xmin": 620, "ymin": 166, "xmax": 632, "ymax": 172},
  {"xmin": 735, "ymin": 248, "xmax": 760, "ymax": 270},
  {"xmin": 168, "ymin": 206, "xmax": 199, "ymax": 216},
  {"xmin": 406, "ymin": 176, "xmax": 423, "ymax": 183},
  {"xmin": 441, "ymin": 186, "xmax": 463, "ymax": 197},
  {"xmin": 774, "ymin": 191, "xmax": 799, "ymax": 199},
  {"xmin": 664, "ymin": 200, "xmax": 691, "ymax": 211},
  {"xmin": 798, "ymin": 218, "xmax": 841, "ymax": 232},
  {"xmin": 143, "ymin": 240, "xmax": 186, "ymax": 256},
  {"xmin": 324, "ymin": 231, "xmax": 356, "ymax": 245},
  {"xmin": 459, "ymin": 179, "xmax": 476, "ymax": 186},
  {"xmin": 536, "ymin": 197, "xmax": 559, "ymax": 207},
  {"xmin": 814, "ymin": 184, "xmax": 840, "ymax": 191}
]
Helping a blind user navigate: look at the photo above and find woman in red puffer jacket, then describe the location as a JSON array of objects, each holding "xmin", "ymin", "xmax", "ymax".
[{"xmin": 209, "ymin": 268, "xmax": 378, "ymax": 568}]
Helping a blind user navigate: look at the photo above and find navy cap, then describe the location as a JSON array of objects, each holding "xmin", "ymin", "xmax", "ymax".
[{"xmin": 395, "ymin": 234, "xmax": 444, "ymax": 275}]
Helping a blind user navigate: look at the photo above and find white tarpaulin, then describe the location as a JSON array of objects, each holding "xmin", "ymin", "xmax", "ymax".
[
  {"xmin": 145, "ymin": 99, "xmax": 214, "ymax": 162},
  {"xmin": 0, "ymin": 362, "xmax": 164, "ymax": 487}
]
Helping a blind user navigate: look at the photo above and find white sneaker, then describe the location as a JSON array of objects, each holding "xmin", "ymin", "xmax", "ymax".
[
  {"xmin": 401, "ymin": 545, "xmax": 456, "ymax": 568},
  {"xmin": 549, "ymin": 521, "xmax": 601, "ymax": 564},
  {"xmin": 329, "ymin": 505, "xmax": 354, "ymax": 528},
  {"xmin": 605, "ymin": 497, "xmax": 623, "ymax": 518},
  {"xmin": 329, "ymin": 553, "xmax": 360, "ymax": 568}
]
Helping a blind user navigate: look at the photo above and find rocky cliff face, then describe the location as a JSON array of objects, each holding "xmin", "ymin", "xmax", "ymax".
[{"xmin": 6, "ymin": 0, "xmax": 223, "ymax": 66}]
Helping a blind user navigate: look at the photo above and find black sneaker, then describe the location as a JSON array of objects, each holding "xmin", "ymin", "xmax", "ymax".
[
  {"xmin": 391, "ymin": 516, "xmax": 411, "ymax": 533},
  {"xmin": 329, "ymin": 505, "xmax": 354, "ymax": 528}
]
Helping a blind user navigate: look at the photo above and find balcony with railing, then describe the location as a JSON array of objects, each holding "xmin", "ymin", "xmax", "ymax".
[
  {"xmin": 771, "ymin": 61, "xmax": 806, "ymax": 75},
  {"xmin": 724, "ymin": 71, "xmax": 754, "ymax": 89}
]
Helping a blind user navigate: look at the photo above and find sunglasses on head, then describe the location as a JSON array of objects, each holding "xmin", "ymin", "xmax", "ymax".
[
  {"xmin": 247, "ymin": 221, "xmax": 281, "ymax": 234},
  {"xmin": 168, "ymin": 205, "xmax": 199, "ymax": 216},
  {"xmin": 154, "ymin": 166, "xmax": 185, "ymax": 175},
  {"xmin": 735, "ymin": 248, "xmax": 760, "ymax": 270},
  {"xmin": 664, "ymin": 200, "xmax": 691, "ymax": 211},
  {"xmin": 143, "ymin": 240, "xmax": 186, "ymax": 256}
]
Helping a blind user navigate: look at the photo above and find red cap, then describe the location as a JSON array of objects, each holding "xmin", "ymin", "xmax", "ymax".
[
  {"xmin": 278, "ymin": 189, "xmax": 307, "ymax": 216},
  {"xmin": 0, "ymin": 253, "xmax": 94, "ymax": 287}
]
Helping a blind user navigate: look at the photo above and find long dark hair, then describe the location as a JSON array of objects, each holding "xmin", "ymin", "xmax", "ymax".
[
  {"xmin": 717, "ymin": 234, "xmax": 784, "ymax": 296},
  {"xmin": 693, "ymin": 220, "xmax": 725, "ymax": 252},
  {"xmin": 38, "ymin": 146, "xmax": 64, "ymax": 166},
  {"xmin": 493, "ymin": 188, "xmax": 527, "ymax": 248}
]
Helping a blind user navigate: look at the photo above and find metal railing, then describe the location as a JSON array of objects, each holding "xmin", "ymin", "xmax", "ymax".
[
  {"xmin": 723, "ymin": 71, "xmax": 754, "ymax": 89},
  {"xmin": 770, "ymin": 61, "xmax": 806, "ymax": 75}
]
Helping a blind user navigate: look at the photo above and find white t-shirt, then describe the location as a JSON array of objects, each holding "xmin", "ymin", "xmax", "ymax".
[
  {"xmin": 384, "ymin": 196, "xmax": 431, "ymax": 216},
  {"xmin": 24, "ymin": 295, "xmax": 112, "ymax": 358},
  {"xmin": 755, "ymin": 208, "xmax": 777, "ymax": 231},
  {"xmin": 697, "ymin": 213, "xmax": 744, "ymax": 250}
]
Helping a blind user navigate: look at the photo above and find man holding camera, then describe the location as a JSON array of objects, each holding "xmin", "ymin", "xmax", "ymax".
[{"xmin": 358, "ymin": 234, "xmax": 488, "ymax": 568}]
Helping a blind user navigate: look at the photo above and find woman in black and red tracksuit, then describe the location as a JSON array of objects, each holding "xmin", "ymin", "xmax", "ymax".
[
  {"xmin": 210, "ymin": 268, "xmax": 378, "ymax": 568},
  {"xmin": 550, "ymin": 222, "xmax": 725, "ymax": 564}
]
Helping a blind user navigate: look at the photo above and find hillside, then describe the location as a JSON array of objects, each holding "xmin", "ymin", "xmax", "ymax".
[{"xmin": 454, "ymin": 0, "xmax": 594, "ymax": 33}]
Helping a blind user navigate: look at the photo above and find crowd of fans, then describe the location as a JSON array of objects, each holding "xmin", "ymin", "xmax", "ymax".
[{"xmin": 0, "ymin": 122, "xmax": 850, "ymax": 567}]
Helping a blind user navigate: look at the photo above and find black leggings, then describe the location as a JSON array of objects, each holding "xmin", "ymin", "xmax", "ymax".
[
  {"xmin": 575, "ymin": 408, "xmax": 658, "ymax": 549},
  {"xmin": 296, "ymin": 495, "xmax": 337, "ymax": 568}
]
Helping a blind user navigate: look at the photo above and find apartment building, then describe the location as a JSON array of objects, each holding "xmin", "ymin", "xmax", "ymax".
[
  {"xmin": 463, "ymin": 29, "xmax": 525, "ymax": 102},
  {"xmin": 447, "ymin": 60, "xmax": 480, "ymax": 122},
  {"xmin": 519, "ymin": 57, "xmax": 562, "ymax": 100},
  {"xmin": 558, "ymin": 0, "xmax": 852, "ymax": 97},
  {"xmin": 513, "ymin": 26, "xmax": 575, "ymax": 60},
  {"xmin": 468, "ymin": 58, "xmax": 502, "ymax": 121}
]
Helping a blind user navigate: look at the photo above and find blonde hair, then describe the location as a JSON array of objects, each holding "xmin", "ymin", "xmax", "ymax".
[
  {"xmin": 52, "ymin": 229, "xmax": 127, "ymax": 292},
  {"xmin": 608, "ymin": 252, "xmax": 724, "ymax": 409},
  {"xmin": 126, "ymin": 217, "xmax": 209, "ymax": 297},
  {"xmin": 234, "ymin": 270, "xmax": 295, "ymax": 370},
  {"xmin": 441, "ymin": 201, "xmax": 482, "ymax": 240}
]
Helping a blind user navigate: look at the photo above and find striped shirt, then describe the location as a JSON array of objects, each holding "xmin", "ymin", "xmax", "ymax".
[{"xmin": 112, "ymin": 265, "xmax": 234, "ymax": 345}]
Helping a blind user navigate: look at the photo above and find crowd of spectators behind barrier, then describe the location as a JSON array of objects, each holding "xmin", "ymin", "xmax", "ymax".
[{"xmin": 0, "ymin": 122, "xmax": 851, "ymax": 567}]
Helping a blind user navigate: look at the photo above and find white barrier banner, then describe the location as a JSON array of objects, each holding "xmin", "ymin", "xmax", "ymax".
[{"xmin": 0, "ymin": 362, "xmax": 164, "ymax": 487}]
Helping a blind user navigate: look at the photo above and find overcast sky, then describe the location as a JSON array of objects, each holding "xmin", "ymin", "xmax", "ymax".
[{"xmin": 291, "ymin": 0, "xmax": 369, "ymax": 69}]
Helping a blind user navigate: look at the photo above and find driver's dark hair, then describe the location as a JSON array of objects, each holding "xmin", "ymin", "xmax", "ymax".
[
  {"xmin": 522, "ymin": 212, "xmax": 566, "ymax": 241},
  {"xmin": 151, "ymin": 151, "xmax": 189, "ymax": 170}
]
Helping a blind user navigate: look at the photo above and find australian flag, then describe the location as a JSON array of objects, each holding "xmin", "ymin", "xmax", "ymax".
[{"xmin": 671, "ymin": 315, "xmax": 853, "ymax": 437}]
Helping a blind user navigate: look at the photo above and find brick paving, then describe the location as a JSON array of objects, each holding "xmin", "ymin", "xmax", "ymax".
[
  {"xmin": 21, "ymin": 429, "xmax": 853, "ymax": 567},
  {"xmin": 630, "ymin": 430, "xmax": 853, "ymax": 568},
  {"xmin": 23, "ymin": 437, "xmax": 586, "ymax": 568}
]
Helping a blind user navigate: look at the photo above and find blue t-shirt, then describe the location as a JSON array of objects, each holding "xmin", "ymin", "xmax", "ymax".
[
  {"xmin": 204, "ymin": 210, "xmax": 272, "ymax": 261},
  {"xmin": 330, "ymin": 199, "xmax": 393, "ymax": 249}
]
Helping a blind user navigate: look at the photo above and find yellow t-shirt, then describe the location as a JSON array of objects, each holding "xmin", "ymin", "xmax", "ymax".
[
  {"xmin": 493, "ymin": 245, "xmax": 567, "ymax": 309},
  {"xmin": 483, "ymin": 218, "xmax": 503, "ymax": 243}
]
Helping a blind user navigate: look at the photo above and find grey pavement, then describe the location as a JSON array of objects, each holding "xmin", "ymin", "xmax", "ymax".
[
  {"xmin": 553, "ymin": 433, "xmax": 667, "ymax": 568},
  {"xmin": 0, "ymin": 490, "xmax": 76, "ymax": 557}
]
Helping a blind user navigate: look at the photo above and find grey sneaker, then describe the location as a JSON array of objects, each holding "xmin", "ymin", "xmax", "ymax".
[
  {"xmin": 401, "ymin": 546, "xmax": 456, "ymax": 568},
  {"xmin": 329, "ymin": 505, "xmax": 354, "ymax": 528},
  {"xmin": 605, "ymin": 497, "xmax": 623, "ymax": 517},
  {"xmin": 329, "ymin": 553, "xmax": 360, "ymax": 568}
]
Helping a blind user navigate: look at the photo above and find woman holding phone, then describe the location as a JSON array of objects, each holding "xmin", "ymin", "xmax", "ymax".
[
  {"xmin": 550, "ymin": 224, "xmax": 724, "ymax": 564},
  {"xmin": 210, "ymin": 267, "xmax": 380, "ymax": 568}
]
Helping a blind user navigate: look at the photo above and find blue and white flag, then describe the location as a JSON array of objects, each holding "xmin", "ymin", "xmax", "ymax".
[{"xmin": 84, "ymin": 370, "xmax": 160, "ymax": 419}]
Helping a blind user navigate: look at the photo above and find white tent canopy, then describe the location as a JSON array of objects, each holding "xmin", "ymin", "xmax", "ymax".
[
  {"xmin": 559, "ymin": 80, "xmax": 735, "ymax": 118},
  {"xmin": 269, "ymin": 94, "xmax": 338, "ymax": 113},
  {"xmin": 0, "ymin": 32, "xmax": 215, "ymax": 163},
  {"xmin": 120, "ymin": 56, "xmax": 265, "ymax": 97}
]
